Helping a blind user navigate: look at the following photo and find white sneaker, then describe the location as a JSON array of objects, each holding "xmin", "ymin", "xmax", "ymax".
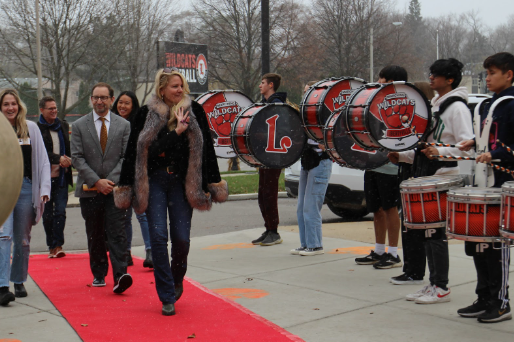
[
  {"xmin": 415, "ymin": 286, "xmax": 451, "ymax": 304},
  {"xmin": 406, "ymin": 285, "xmax": 433, "ymax": 301},
  {"xmin": 290, "ymin": 247, "xmax": 307, "ymax": 255},
  {"xmin": 299, "ymin": 247, "xmax": 324, "ymax": 256}
]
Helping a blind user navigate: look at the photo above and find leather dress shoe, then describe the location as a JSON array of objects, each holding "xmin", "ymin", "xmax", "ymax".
[
  {"xmin": 0, "ymin": 287, "xmax": 15, "ymax": 306},
  {"xmin": 162, "ymin": 303, "xmax": 176, "ymax": 316},
  {"xmin": 175, "ymin": 282, "xmax": 183, "ymax": 301},
  {"xmin": 14, "ymin": 283, "xmax": 27, "ymax": 298},
  {"xmin": 143, "ymin": 249, "xmax": 153, "ymax": 268}
]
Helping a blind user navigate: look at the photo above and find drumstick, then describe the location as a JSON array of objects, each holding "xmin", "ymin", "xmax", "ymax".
[
  {"xmin": 419, "ymin": 142, "xmax": 460, "ymax": 148},
  {"xmin": 496, "ymin": 139, "xmax": 514, "ymax": 156},
  {"xmin": 429, "ymin": 155, "xmax": 476, "ymax": 160},
  {"xmin": 430, "ymin": 155, "xmax": 514, "ymax": 177}
]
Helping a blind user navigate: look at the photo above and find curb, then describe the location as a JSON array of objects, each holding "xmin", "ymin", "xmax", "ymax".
[{"xmin": 66, "ymin": 192, "xmax": 289, "ymax": 208}]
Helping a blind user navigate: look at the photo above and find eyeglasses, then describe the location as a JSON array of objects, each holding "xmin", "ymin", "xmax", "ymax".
[
  {"xmin": 91, "ymin": 96, "xmax": 111, "ymax": 102},
  {"xmin": 44, "ymin": 107, "xmax": 58, "ymax": 111},
  {"xmin": 163, "ymin": 67, "xmax": 179, "ymax": 73}
]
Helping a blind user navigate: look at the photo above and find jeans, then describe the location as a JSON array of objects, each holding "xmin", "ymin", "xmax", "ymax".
[
  {"xmin": 0, "ymin": 178, "xmax": 34, "ymax": 287},
  {"xmin": 146, "ymin": 169, "xmax": 193, "ymax": 304},
  {"xmin": 42, "ymin": 178, "xmax": 68, "ymax": 250},
  {"xmin": 297, "ymin": 158, "xmax": 332, "ymax": 249},
  {"xmin": 124, "ymin": 206, "xmax": 151, "ymax": 251}
]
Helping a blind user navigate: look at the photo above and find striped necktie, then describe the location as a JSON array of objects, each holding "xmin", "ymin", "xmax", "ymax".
[{"xmin": 99, "ymin": 117, "xmax": 107, "ymax": 153}]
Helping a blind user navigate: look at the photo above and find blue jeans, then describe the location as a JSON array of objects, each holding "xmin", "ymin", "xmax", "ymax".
[
  {"xmin": 124, "ymin": 206, "xmax": 151, "ymax": 251},
  {"xmin": 297, "ymin": 159, "xmax": 332, "ymax": 249},
  {"xmin": 0, "ymin": 178, "xmax": 34, "ymax": 287},
  {"xmin": 42, "ymin": 178, "xmax": 68, "ymax": 249},
  {"xmin": 146, "ymin": 169, "xmax": 192, "ymax": 304}
]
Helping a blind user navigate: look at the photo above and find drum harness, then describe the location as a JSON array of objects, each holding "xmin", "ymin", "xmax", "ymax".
[{"xmin": 412, "ymin": 96, "xmax": 467, "ymax": 178}]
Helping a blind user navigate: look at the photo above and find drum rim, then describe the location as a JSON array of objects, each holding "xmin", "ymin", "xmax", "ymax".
[
  {"xmin": 345, "ymin": 82, "xmax": 432, "ymax": 152},
  {"xmin": 404, "ymin": 221, "xmax": 446, "ymax": 229},
  {"xmin": 500, "ymin": 229, "xmax": 514, "ymax": 239},
  {"xmin": 196, "ymin": 89, "xmax": 254, "ymax": 103},
  {"xmin": 448, "ymin": 187, "xmax": 502, "ymax": 199},
  {"xmin": 400, "ymin": 176, "xmax": 465, "ymax": 192},
  {"xmin": 447, "ymin": 232, "xmax": 503, "ymax": 243},
  {"xmin": 502, "ymin": 181, "xmax": 514, "ymax": 193},
  {"xmin": 230, "ymin": 104, "xmax": 263, "ymax": 168}
]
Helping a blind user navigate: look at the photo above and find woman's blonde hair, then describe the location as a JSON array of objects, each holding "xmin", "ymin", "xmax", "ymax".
[
  {"xmin": 0, "ymin": 88, "xmax": 29, "ymax": 139},
  {"xmin": 154, "ymin": 69, "xmax": 191, "ymax": 130},
  {"xmin": 414, "ymin": 81, "xmax": 435, "ymax": 101}
]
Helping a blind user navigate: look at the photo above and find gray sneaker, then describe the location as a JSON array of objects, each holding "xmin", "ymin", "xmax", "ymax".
[
  {"xmin": 252, "ymin": 231, "xmax": 269, "ymax": 245},
  {"xmin": 260, "ymin": 231, "xmax": 283, "ymax": 246}
]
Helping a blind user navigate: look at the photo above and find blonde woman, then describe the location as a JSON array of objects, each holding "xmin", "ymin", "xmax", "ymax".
[
  {"xmin": 115, "ymin": 68, "xmax": 228, "ymax": 316},
  {"xmin": 0, "ymin": 89, "xmax": 50, "ymax": 305}
]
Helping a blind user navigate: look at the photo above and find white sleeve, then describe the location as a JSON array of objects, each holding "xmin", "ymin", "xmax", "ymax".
[
  {"xmin": 436, "ymin": 103, "xmax": 475, "ymax": 157},
  {"xmin": 398, "ymin": 150, "xmax": 415, "ymax": 164}
]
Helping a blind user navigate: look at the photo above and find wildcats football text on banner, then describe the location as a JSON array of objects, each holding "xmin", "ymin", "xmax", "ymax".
[{"xmin": 156, "ymin": 41, "xmax": 208, "ymax": 94}]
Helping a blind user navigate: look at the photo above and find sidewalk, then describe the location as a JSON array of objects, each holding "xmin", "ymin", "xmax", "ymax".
[{"xmin": 2, "ymin": 224, "xmax": 514, "ymax": 341}]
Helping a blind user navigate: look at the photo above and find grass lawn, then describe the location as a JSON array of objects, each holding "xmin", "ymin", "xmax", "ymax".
[{"xmin": 69, "ymin": 171, "xmax": 285, "ymax": 195}]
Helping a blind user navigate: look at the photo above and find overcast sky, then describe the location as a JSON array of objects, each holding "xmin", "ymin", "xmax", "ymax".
[{"xmin": 396, "ymin": 0, "xmax": 513, "ymax": 28}]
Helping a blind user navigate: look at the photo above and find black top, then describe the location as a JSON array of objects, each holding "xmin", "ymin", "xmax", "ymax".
[{"xmin": 19, "ymin": 134, "xmax": 32, "ymax": 179}]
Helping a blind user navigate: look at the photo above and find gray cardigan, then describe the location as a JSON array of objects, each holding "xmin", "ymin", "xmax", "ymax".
[{"xmin": 27, "ymin": 120, "xmax": 51, "ymax": 224}]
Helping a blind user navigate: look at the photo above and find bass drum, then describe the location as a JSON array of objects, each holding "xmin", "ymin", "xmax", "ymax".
[
  {"xmin": 345, "ymin": 82, "xmax": 431, "ymax": 152},
  {"xmin": 301, "ymin": 77, "xmax": 366, "ymax": 142},
  {"xmin": 196, "ymin": 90, "xmax": 254, "ymax": 158},
  {"xmin": 324, "ymin": 109, "xmax": 388, "ymax": 169},
  {"xmin": 231, "ymin": 103, "xmax": 307, "ymax": 168}
]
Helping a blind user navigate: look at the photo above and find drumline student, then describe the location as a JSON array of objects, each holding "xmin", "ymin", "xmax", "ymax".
[
  {"xmin": 459, "ymin": 52, "xmax": 514, "ymax": 323},
  {"xmin": 389, "ymin": 58, "xmax": 474, "ymax": 304},
  {"xmin": 355, "ymin": 66, "xmax": 406, "ymax": 269},
  {"xmin": 251, "ymin": 73, "xmax": 287, "ymax": 246}
]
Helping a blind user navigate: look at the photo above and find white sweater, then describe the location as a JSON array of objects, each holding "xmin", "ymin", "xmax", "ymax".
[{"xmin": 398, "ymin": 87, "xmax": 474, "ymax": 175}]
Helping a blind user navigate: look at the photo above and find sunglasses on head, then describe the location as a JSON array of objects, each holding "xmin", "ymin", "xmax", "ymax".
[{"xmin": 163, "ymin": 67, "xmax": 179, "ymax": 73}]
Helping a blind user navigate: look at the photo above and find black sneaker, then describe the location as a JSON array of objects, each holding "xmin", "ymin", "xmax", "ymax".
[
  {"xmin": 252, "ymin": 231, "xmax": 269, "ymax": 245},
  {"xmin": 478, "ymin": 302, "xmax": 512, "ymax": 323},
  {"xmin": 373, "ymin": 253, "xmax": 403, "ymax": 269},
  {"xmin": 92, "ymin": 278, "xmax": 106, "ymax": 287},
  {"xmin": 355, "ymin": 250, "xmax": 382, "ymax": 265},
  {"xmin": 458, "ymin": 298, "xmax": 489, "ymax": 317},
  {"xmin": 0, "ymin": 287, "xmax": 15, "ymax": 306},
  {"xmin": 260, "ymin": 231, "xmax": 283, "ymax": 246},
  {"xmin": 14, "ymin": 283, "xmax": 27, "ymax": 298},
  {"xmin": 113, "ymin": 274, "xmax": 133, "ymax": 294},
  {"xmin": 390, "ymin": 273, "xmax": 424, "ymax": 285}
]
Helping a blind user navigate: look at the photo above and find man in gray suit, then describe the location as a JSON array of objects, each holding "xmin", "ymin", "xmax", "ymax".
[{"xmin": 71, "ymin": 82, "xmax": 132, "ymax": 294}]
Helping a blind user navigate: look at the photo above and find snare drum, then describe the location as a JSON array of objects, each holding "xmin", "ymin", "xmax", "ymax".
[
  {"xmin": 401, "ymin": 175, "xmax": 464, "ymax": 229},
  {"xmin": 301, "ymin": 77, "xmax": 365, "ymax": 142},
  {"xmin": 231, "ymin": 103, "xmax": 307, "ymax": 168},
  {"xmin": 345, "ymin": 82, "xmax": 431, "ymax": 151},
  {"xmin": 324, "ymin": 110, "xmax": 388, "ymax": 169},
  {"xmin": 500, "ymin": 181, "xmax": 514, "ymax": 239},
  {"xmin": 447, "ymin": 188, "xmax": 502, "ymax": 242},
  {"xmin": 196, "ymin": 90, "xmax": 254, "ymax": 158}
]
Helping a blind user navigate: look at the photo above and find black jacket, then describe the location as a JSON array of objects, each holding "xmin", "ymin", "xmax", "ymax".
[
  {"xmin": 262, "ymin": 92, "xmax": 287, "ymax": 104},
  {"xmin": 37, "ymin": 119, "xmax": 73, "ymax": 186}
]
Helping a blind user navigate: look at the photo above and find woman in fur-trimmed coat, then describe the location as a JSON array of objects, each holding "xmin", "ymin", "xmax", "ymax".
[{"xmin": 114, "ymin": 69, "xmax": 228, "ymax": 316}]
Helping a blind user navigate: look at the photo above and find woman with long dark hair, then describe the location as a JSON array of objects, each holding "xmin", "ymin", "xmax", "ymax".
[{"xmin": 112, "ymin": 91, "xmax": 152, "ymax": 268}]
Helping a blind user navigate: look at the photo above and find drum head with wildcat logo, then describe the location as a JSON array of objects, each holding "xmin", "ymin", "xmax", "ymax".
[
  {"xmin": 197, "ymin": 90, "xmax": 253, "ymax": 158},
  {"xmin": 367, "ymin": 83, "xmax": 430, "ymax": 151}
]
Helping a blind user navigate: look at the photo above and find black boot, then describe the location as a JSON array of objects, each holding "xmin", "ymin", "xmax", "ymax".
[
  {"xmin": 0, "ymin": 287, "xmax": 15, "ymax": 306},
  {"xmin": 127, "ymin": 250, "xmax": 134, "ymax": 266},
  {"xmin": 143, "ymin": 249, "xmax": 153, "ymax": 268},
  {"xmin": 14, "ymin": 283, "xmax": 27, "ymax": 298},
  {"xmin": 175, "ymin": 282, "xmax": 183, "ymax": 301}
]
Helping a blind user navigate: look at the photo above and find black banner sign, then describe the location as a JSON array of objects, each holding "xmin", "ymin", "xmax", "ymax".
[{"xmin": 156, "ymin": 41, "xmax": 208, "ymax": 94}]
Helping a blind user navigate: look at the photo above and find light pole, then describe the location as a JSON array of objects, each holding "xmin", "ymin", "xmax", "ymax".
[
  {"xmin": 35, "ymin": 0, "xmax": 43, "ymax": 100},
  {"xmin": 436, "ymin": 29, "xmax": 439, "ymax": 60}
]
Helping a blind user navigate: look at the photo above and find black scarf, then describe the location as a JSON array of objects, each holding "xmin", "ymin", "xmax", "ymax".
[{"xmin": 39, "ymin": 115, "xmax": 66, "ymax": 187}]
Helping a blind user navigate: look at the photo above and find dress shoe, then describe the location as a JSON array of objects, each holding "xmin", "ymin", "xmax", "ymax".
[
  {"xmin": 175, "ymin": 282, "xmax": 184, "ymax": 301},
  {"xmin": 92, "ymin": 278, "xmax": 106, "ymax": 287},
  {"xmin": 127, "ymin": 251, "xmax": 134, "ymax": 266},
  {"xmin": 143, "ymin": 249, "xmax": 153, "ymax": 268},
  {"xmin": 162, "ymin": 303, "xmax": 176, "ymax": 316},
  {"xmin": 54, "ymin": 246, "xmax": 66, "ymax": 258},
  {"xmin": 48, "ymin": 248, "xmax": 56, "ymax": 258},
  {"xmin": 14, "ymin": 283, "xmax": 27, "ymax": 298},
  {"xmin": 113, "ymin": 274, "xmax": 133, "ymax": 294},
  {"xmin": 0, "ymin": 287, "xmax": 15, "ymax": 306}
]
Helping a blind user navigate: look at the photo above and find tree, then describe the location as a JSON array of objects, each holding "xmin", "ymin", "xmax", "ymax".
[{"xmin": 0, "ymin": 0, "xmax": 124, "ymax": 118}]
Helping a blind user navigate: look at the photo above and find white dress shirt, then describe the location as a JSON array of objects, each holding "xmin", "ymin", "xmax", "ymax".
[{"xmin": 93, "ymin": 111, "xmax": 111, "ymax": 140}]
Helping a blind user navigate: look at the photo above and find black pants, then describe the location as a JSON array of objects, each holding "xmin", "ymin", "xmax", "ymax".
[
  {"xmin": 425, "ymin": 229, "xmax": 449, "ymax": 288},
  {"xmin": 258, "ymin": 168, "xmax": 282, "ymax": 231},
  {"xmin": 467, "ymin": 241, "xmax": 510, "ymax": 308},
  {"xmin": 80, "ymin": 194, "xmax": 128, "ymax": 281},
  {"xmin": 401, "ymin": 225, "xmax": 426, "ymax": 280}
]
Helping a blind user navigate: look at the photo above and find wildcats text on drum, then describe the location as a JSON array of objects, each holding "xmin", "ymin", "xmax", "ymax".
[
  {"xmin": 377, "ymin": 93, "xmax": 417, "ymax": 139},
  {"xmin": 332, "ymin": 89, "xmax": 354, "ymax": 109},
  {"xmin": 407, "ymin": 192, "xmax": 444, "ymax": 203},
  {"xmin": 207, "ymin": 101, "xmax": 241, "ymax": 144},
  {"xmin": 453, "ymin": 203, "xmax": 486, "ymax": 214}
]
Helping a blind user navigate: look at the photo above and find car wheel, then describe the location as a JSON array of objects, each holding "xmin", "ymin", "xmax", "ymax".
[{"xmin": 327, "ymin": 202, "xmax": 368, "ymax": 220}]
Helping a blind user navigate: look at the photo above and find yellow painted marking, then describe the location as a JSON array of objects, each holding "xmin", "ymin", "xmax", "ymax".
[
  {"xmin": 202, "ymin": 243, "xmax": 255, "ymax": 250},
  {"xmin": 212, "ymin": 288, "xmax": 269, "ymax": 300}
]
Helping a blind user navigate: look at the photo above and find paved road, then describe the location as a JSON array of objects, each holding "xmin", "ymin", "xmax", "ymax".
[{"xmin": 31, "ymin": 198, "xmax": 371, "ymax": 253}]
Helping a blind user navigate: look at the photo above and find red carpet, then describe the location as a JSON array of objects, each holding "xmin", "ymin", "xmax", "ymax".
[{"xmin": 28, "ymin": 253, "xmax": 303, "ymax": 342}]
